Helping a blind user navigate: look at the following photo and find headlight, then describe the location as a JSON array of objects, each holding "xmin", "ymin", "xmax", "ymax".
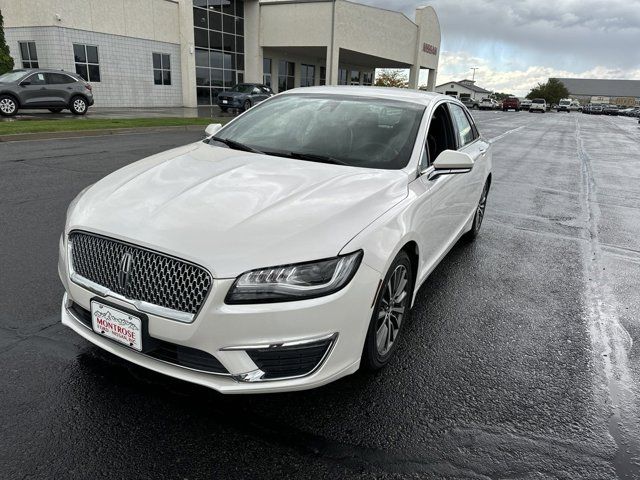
[{"xmin": 225, "ymin": 250, "xmax": 363, "ymax": 304}]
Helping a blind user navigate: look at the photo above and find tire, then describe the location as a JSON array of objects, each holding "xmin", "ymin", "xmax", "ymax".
[
  {"xmin": 220, "ymin": 107, "xmax": 228, "ymax": 113},
  {"xmin": 472, "ymin": 104, "xmax": 479, "ymax": 110},
  {"xmin": 465, "ymin": 178, "xmax": 491, "ymax": 241},
  {"xmin": 0, "ymin": 95, "xmax": 19, "ymax": 117},
  {"xmin": 361, "ymin": 250, "xmax": 413, "ymax": 371},
  {"xmin": 70, "ymin": 96, "xmax": 88, "ymax": 115},
  {"xmin": 242, "ymin": 99, "xmax": 252, "ymax": 112},
  {"xmin": 48, "ymin": 108, "xmax": 63, "ymax": 113}
]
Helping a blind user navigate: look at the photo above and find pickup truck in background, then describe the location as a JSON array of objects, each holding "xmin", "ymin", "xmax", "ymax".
[{"xmin": 502, "ymin": 97, "xmax": 521, "ymax": 111}]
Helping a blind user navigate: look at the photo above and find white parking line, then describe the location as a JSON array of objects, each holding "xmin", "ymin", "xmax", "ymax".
[{"xmin": 488, "ymin": 125, "xmax": 526, "ymax": 144}]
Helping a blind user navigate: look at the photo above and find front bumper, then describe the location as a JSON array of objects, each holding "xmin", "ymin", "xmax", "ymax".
[
  {"xmin": 58, "ymin": 236, "xmax": 380, "ymax": 393},
  {"xmin": 217, "ymin": 98, "xmax": 242, "ymax": 108}
]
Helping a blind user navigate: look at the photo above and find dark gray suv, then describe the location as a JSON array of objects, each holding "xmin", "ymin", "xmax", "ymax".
[
  {"xmin": 0, "ymin": 69, "xmax": 95, "ymax": 117},
  {"xmin": 216, "ymin": 83, "xmax": 274, "ymax": 112}
]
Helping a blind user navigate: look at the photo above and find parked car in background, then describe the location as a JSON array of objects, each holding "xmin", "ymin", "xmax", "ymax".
[
  {"xmin": 521, "ymin": 99, "xmax": 532, "ymax": 111},
  {"xmin": 0, "ymin": 68, "xmax": 94, "ymax": 117},
  {"xmin": 590, "ymin": 104, "xmax": 604, "ymax": 115},
  {"xmin": 557, "ymin": 99, "xmax": 572, "ymax": 112},
  {"xmin": 216, "ymin": 83, "xmax": 274, "ymax": 112},
  {"xmin": 602, "ymin": 105, "xmax": 619, "ymax": 116},
  {"xmin": 502, "ymin": 97, "xmax": 521, "ymax": 111},
  {"xmin": 479, "ymin": 98, "xmax": 497, "ymax": 110},
  {"xmin": 59, "ymin": 87, "xmax": 492, "ymax": 393},
  {"xmin": 462, "ymin": 97, "xmax": 480, "ymax": 110},
  {"xmin": 529, "ymin": 98, "xmax": 546, "ymax": 113}
]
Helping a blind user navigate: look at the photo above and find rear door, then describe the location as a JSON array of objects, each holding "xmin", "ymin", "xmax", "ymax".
[
  {"xmin": 448, "ymin": 102, "xmax": 489, "ymax": 222},
  {"xmin": 44, "ymin": 73, "xmax": 76, "ymax": 106}
]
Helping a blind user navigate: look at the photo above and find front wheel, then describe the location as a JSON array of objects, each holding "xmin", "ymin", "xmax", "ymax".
[
  {"xmin": 361, "ymin": 251, "xmax": 413, "ymax": 371},
  {"xmin": 70, "ymin": 96, "xmax": 88, "ymax": 115},
  {"xmin": 0, "ymin": 95, "xmax": 18, "ymax": 117},
  {"xmin": 242, "ymin": 99, "xmax": 252, "ymax": 112}
]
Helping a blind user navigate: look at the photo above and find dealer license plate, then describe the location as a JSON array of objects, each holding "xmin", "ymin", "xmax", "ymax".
[{"xmin": 91, "ymin": 301, "xmax": 142, "ymax": 351}]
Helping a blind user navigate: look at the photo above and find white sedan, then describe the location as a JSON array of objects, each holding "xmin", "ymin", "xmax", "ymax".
[{"xmin": 59, "ymin": 87, "xmax": 492, "ymax": 393}]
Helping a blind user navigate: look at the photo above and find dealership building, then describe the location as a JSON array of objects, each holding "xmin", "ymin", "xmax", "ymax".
[
  {"xmin": 0, "ymin": 0, "xmax": 441, "ymax": 108},
  {"xmin": 557, "ymin": 78, "xmax": 640, "ymax": 106}
]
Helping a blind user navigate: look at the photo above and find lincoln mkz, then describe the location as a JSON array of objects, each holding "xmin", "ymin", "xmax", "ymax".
[{"xmin": 59, "ymin": 87, "xmax": 492, "ymax": 393}]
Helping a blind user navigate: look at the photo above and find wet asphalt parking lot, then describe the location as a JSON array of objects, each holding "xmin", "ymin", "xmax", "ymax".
[{"xmin": 1, "ymin": 110, "xmax": 640, "ymax": 479}]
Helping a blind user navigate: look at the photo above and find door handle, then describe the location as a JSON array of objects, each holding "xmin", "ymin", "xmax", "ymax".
[{"xmin": 479, "ymin": 147, "xmax": 487, "ymax": 154}]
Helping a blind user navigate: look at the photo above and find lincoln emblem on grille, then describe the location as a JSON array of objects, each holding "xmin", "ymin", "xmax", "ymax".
[{"xmin": 118, "ymin": 252, "xmax": 134, "ymax": 290}]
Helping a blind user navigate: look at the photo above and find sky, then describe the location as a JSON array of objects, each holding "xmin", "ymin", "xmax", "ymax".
[{"xmin": 358, "ymin": 0, "xmax": 640, "ymax": 96}]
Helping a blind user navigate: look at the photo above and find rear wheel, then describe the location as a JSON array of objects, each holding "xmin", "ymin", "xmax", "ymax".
[
  {"xmin": 361, "ymin": 251, "xmax": 413, "ymax": 371},
  {"xmin": 48, "ymin": 108, "xmax": 63, "ymax": 113},
  {"xmin": 0, "ymin": 95, "xmax": 18, "ymax": 117},
  {"xmin": 465, "ymin": 178, "xmax": 490, "ymax": 241},
  {"xmin": 70, "ymin": 96, "xmax": 88, "ymax": 115}
]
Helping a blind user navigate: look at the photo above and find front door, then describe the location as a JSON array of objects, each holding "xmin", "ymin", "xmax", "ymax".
[{"xmin": 19, "ymin": 72, "xmax": 52, "ymax": 107}]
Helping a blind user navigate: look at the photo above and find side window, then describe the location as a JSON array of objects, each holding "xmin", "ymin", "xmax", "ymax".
[
  {"xmin": 465, "ymin": 110, "xmax": 480, "ymax": 140},
  {"xmin": 46, "ymin": 73, "xmax": 74, "ymax": 84},
  {"xmin": 449, "ymin": 103, "xmax": 475, "ymax": 148},
  {"xmin": 25, "ymin": 73, "xmax": 46, "ymax": 85},
  {"xmin": 423, "ymin": 104, "xmax": 457, "ymax": 169}
]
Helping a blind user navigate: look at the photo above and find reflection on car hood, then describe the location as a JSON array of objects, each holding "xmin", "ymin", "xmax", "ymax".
[{"xmin": 67, "ymin": 142, "xmax": 409, "ymax": 277}]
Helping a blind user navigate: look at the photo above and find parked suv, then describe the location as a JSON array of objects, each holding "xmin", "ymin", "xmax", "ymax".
[
  {"xmin": 0, "ymin": 69, "xmax": 94, "ymax": 117},
  {"xmin": 529, "ymin": 98, "xmax": 546, "ymax": 113},
  {"xmin": 557, "ymin": 98, "xmax": 572, "ymax": 112},
  {"xmin": 502, "ymin": 97, "xmax": 521, "ymax": 111},
  {"xmin": 216, "ymin": 83, "xmax": 274, "ymax": 112}
]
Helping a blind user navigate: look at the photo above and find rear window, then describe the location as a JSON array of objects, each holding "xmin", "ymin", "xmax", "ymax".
[{"xmin": 532, "ymin": 99, "xmax": 545, "ymax": 104}]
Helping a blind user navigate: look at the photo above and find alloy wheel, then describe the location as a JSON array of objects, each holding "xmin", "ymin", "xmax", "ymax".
[
  {"xmin": 475, "ymin": 182, "xmax": 489, "ymax": 231},
  {"xmin": 0, "ymin": 98, "xmax": 16, "ymax": 114},
  {"xmin": 73, "ymin": 99, "xmax": 86, "ymax": 113},
  {"xmin": 375, "ymin": 264, "xmax": 408, "ymax": 356}
]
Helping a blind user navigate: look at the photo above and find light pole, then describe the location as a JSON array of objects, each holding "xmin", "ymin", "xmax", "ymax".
[{"xmin": 470, "ymin": 67, "xmax": 478, "ymax": 82}]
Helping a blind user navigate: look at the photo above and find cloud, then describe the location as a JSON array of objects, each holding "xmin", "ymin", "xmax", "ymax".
[
  {"xmin": 359, "ymin": 0, "xmax": 640, "ymax": 94},
  {"xmin": 434, "ymin": 50, "xmax": 640, "ymax": 96}
]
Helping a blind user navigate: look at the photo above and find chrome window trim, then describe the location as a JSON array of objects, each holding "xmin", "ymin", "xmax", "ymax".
[
  {"xmin": 67, "ymin": 231, "xmax": 214, "ymax": 323},
  {"xmin": 65, "ymin": 302, "xmax": 231, "ymax": 377}
]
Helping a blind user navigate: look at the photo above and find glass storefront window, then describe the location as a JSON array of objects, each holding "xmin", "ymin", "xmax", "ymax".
[{"xmin": 193, "ymin": 0, "xmax": 244, "ymax": 105}]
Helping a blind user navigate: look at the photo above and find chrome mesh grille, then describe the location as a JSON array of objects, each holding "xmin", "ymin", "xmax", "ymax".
[{"xmin": 69, "ymin": 231, "xmax": 212, "ymax": 315}]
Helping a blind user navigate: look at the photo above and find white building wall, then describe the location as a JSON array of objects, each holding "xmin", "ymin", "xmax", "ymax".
[{"xmin": 5, "ymin": 27, "xmax": 184, "ymax": 108}]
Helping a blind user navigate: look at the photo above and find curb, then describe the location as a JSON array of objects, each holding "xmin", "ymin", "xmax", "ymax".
[{"xmin": 0, "ymin": 124, "xmax": 208, "ymax": 142}]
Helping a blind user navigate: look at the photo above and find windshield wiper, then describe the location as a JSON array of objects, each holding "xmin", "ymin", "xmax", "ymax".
[
  {"xmin": 210, "ymin": 136, "xmax": 264, "ymax": 154},
  {"xmin": 262, "ymin": 150, "xmax": 349, "ymax": 166}
]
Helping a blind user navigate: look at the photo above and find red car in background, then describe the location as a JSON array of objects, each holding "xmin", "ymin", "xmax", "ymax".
[{"xmin": 502, "ymin": 97, "xmax": 521, "ymax": 111}]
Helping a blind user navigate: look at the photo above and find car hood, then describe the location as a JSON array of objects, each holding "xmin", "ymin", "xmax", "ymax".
[{"xmin": 67, "ymin": 142, "xmax": 409, "ymax": 277}]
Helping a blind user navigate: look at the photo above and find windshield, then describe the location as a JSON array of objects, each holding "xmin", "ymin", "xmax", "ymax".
[
  {"xmin": 230, "ymin": 84, "xmax": 255, "ymax": 93},
  {"xmin": 0, "ymin": 70, "xmax": 28, "ymax": 83},
  {"xmin": 213, "ymin": 94, "xmax": 425, "ymax": 170},
  {"xmin": 560, "ymin": 100, "xmax": 571, "ymax": 105},
  {"xmin": 532, "ymin": 99, "xmax": 545, "ymax": 104}
]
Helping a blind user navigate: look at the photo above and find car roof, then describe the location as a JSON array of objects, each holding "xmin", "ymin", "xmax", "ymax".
[
  {"xmin": 19, "ymin": 68, "xmax": 78, "ymax": 75},
  {"xmin": 280, "ymin": 86, "xmax": 448, "ymax": 107}
]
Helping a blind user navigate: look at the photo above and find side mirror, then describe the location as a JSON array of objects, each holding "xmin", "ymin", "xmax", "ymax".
[
  {"xmin": 205, "ymin": 123, "xmax": 222, "ymax": 136},
  {"xmin": 19, "ymin": 81, "xmax": 31, "ymax": 86},
  {"xmin": 428, "ymin": 150, "xmax": 474, "ymax": 180}
]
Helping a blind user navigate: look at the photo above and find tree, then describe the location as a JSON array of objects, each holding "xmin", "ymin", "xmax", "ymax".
[
  {"xmin": 0, "ymin": 10, "xmax": 13, "ymax": 75},
  {"xmin": 526, "ymin": 78, "xmax": 569, "ymax": 105},
  {"xmin": 374, "ymin": 69, "xmax": 408, "ymax": 88},
  {"xmin": 492, "ymin": 92, "xmax": 514, "ymax": 101}
]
